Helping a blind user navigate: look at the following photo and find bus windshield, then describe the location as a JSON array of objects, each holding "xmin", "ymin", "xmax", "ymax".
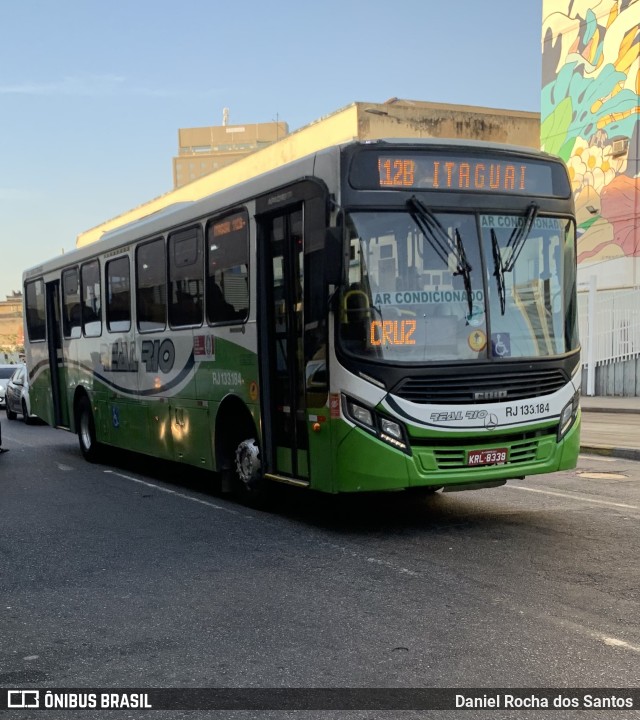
[{"xmin": 338, "ymin": 210, "xmax": 577, "ymax": 363}]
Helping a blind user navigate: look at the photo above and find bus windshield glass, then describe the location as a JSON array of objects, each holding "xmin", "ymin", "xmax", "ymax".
[{"xmin": 338, "ymin": 210, "xmax": 577, "ymax": 363}]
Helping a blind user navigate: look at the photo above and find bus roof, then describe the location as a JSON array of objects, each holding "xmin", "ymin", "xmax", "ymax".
[{"xmin": 23, "ymin": 138, "xmax": 563, "ymax": 281}]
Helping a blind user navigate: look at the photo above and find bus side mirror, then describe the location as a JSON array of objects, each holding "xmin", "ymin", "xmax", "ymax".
[{"xmin": 325, "ymin": 227, "xmax": 343, "ymax": 287}]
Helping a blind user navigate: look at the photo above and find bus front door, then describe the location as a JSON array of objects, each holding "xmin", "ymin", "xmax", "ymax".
[
  {"xmin": 259, "ymin": 208, "xmax": 309, "ymax": 482},
  {"xmin": 45, "ymin": 280, "xmax": 70, "ymax": 428}
]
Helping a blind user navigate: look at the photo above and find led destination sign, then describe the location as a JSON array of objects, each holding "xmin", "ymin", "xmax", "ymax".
[
  {"xmin": 379, "ymin": 157, "xmax": 530, "ymax": 192},
  {"xmin": 349, "ymin": 150, "xmax": 569, "ymax": 197}
]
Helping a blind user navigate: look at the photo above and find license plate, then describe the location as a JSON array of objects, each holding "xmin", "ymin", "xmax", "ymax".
[{"xmin": 467, "ymin": 448, "xmax": 508, "ymax": 466}]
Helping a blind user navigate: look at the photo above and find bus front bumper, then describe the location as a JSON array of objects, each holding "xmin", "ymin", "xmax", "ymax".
[{"xmin": 332, "ymin": 413, "xmax": 581, "ymax": 493}]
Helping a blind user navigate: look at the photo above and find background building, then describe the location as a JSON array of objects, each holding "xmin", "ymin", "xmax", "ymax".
[
  {"xmin": 542, "ymin": 0, "xmax": 640, "ymax": 395},
  {"xmin": 173, "ymin": 118, "xmax": 289, "ymax": 188},
  {"xmin": 0, "ymin": 101, "xmax": 538, "ymax": 350},
  {"xmin": 77, "ymin": 99, "xmax": 540, "ymax": 247},
  {"xmin": 0, "ymin": 291, "xmax": 24, "ymax": 357},
  {"xmin": 541, "ymin": 0, "xmax": 640, "ymax": 289}
]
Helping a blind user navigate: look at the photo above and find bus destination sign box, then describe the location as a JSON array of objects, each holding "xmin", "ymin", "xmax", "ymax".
[{"xmin": 348, "ymin": 149, "xmax": 570, "ymax": 198}]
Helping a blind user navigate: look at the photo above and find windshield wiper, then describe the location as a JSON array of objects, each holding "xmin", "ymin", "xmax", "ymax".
[
  {"xmin": 491, "ymin": 228, "xmax": 506, "ymax": 315},
  {"xmin": 504, "ymin": 202, "xmax": 539, "ymax": 272},
  {"xmin": 407, "ymin": 196, "xmax": 473, "ymax": 317},
  {"xmin": 407, "ymin": 197, "xmax": 454, "ymax": 265},
  {"xmin": 454, "ymin": 228, "xmax": 474, "ymax": 320},
  {"xmin": 491, "ymin": 203, "xmax": 539, "ymax": 316}
]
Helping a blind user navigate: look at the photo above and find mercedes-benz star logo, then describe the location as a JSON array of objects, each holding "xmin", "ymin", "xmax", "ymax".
[{"xmin": 484, "ymin": 413, "xmax": 499, "ymax": 430}]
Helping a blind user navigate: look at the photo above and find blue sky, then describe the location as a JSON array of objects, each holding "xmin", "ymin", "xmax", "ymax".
[{"xmin": 0, "ymin": 0, "xmax": 543, "ymax": 298}]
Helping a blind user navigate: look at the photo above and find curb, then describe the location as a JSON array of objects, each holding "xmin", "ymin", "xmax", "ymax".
[
  {"xmin": 580, "ymin": 407, "xmax": 640, "ymax": 415},
  {"xmin": 579, "ymin": 445, "xmax": 640, "ymax": 462}
]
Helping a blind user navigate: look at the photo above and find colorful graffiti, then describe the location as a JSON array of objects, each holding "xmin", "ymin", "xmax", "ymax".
[{"xmin": 541, "ymin": 0, "xmax": 640, "ymax": 266}]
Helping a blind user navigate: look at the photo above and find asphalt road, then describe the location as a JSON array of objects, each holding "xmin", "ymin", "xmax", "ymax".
[{"xmin": 1, "ymin": 419, "xmax": 639, "ymax": 719}]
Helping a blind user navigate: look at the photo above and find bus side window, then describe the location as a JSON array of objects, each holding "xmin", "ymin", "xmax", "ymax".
[
  {"xmin": 24, "ymin": 278, "xmax": 46, "ymax": 342},
  {"xmin": 136, "ymin": 238, "xmax": 167, "ymax": 332},
  {"xmin": 62, "ymin": 267, "xmax": 82, "ymax": 339},
  {"xmin": 206, "ymin": 210, "xmax": 249, "ymax": 325},
  {"xmin": 207, "ymin": 279, "xmax": 243, "ymax": 322},
  {"xmin": 168, "ymin": 227, "xmax": 204, "ymax": 328},
  {"xmin": 106, "ymin": 256, "xmax": 131, "ymax": 333},
  {"xmin": 81, "ymin": 260, "xmax": 102, "ymax": 338}
]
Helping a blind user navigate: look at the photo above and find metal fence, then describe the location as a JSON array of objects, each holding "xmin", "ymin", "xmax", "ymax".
[
  {"xmin": 578, "ymin": 286, "xmax": 640, "ymax": 367},
  {"xmin": 578, "ymin": 284, "xmax": 640, "ymax": 396}
]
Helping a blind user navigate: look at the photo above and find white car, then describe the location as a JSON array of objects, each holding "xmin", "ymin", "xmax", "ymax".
[
  {"xmin": 5, "ymin": 363, "xmax": 38, "ymax": 423},
  {"xmin": 0, "ymin": 364, "xmax": 16, "ymax": 409}
]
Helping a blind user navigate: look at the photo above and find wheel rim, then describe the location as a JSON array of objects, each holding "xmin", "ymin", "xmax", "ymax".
[
  {"xmin": 80, "ymin": 411, "xmax": 92, "ymax": 451},
  {"xmin": 235, "ymin": 439, "xmax": 261, "ymax": 490}
]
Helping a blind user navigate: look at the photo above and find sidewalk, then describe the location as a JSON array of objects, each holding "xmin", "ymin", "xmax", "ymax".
[{"xmin": 579, "ymin": 395, "xmax": 640, "ymax": 461}]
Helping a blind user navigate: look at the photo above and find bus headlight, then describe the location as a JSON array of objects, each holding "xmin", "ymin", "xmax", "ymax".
[
  {"xmin": 342, "ymin": 395, "xmax": 409, "ymax": 453},
  {"xmin": 380, "ymin": 418, "xmax": 403, "ymax": 441},
  {"xmin": 346, "ymin": 400, "xmax": 374, "ymax": 429},
  {"xmin": 558, "ymin": 388, "xmax": 580, "ymax": 440}
]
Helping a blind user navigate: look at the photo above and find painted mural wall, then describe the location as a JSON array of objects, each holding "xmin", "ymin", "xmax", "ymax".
[{"xmin": 541, "ymin": 0, "xmax": 640, "ymax": 289}]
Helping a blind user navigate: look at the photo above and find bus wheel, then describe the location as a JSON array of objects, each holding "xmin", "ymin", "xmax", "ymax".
[
  {"xmin": 234, "ymin": 438, "xmax": 268, "ymax": 505},
  {"xmin": 77, "ymin": 396, "xmax": 101, "ymax": 462}
]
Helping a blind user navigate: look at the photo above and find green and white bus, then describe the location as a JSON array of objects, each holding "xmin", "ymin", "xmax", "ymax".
[{"xmin": 23, "ymin": 139, "xmax": 580, "ymax": 500}]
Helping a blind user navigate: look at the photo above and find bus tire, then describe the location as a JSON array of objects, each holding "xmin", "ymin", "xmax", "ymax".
[
  {"xmin": 233, "ymin": 438, "xmax": 269, "ymax": 506},
  {"xmin": 77, "ymin": 396, "xmax": 102, "ymax": 463}
]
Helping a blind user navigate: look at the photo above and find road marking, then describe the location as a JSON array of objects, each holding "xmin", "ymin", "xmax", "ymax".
[
  {"xmin": 602, "ymin": 636, "xmax": 640, "ymax": 651},
  {"xmin": 105, "ymin": 471, "xmax": 419, "ymax": 578},
  {"xmin": 551, "ymin": 618, "xmax": 640, "ymax": 655},
  {"xmin": 105, "ymin": 469, "xmax": 640, "ymax": 655},
  {"xmin": 103, "ymin": 470, "xmax": 245, "ymax": 517},
  {"xmin": 508, "ymin": 485, "xmax": 639, "ymax": 510},
  {"xmin": 323, "ymin": 542, "xmax": 419, "ymax": 577},
  {"xmin": 2, "ymin": 434, "xmax": 32, "ymax": 447},
  {"xmin": 508, "ymin": 604, "xmax": 640, "ymax": 656}
]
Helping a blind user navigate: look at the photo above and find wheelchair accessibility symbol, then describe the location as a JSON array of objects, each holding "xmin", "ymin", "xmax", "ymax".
[{"xmin": 491, "ymin": 333, "xmax": 511, "ymax": 358}]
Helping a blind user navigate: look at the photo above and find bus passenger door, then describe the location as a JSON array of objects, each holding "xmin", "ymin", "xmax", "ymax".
[
  {"xmin": 258, "ymin": 208, "xmax": 309, "ymax": 481},
  {"xmin": 45, "ymin": 280, "xmax": 70, "ymax": 428}
]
